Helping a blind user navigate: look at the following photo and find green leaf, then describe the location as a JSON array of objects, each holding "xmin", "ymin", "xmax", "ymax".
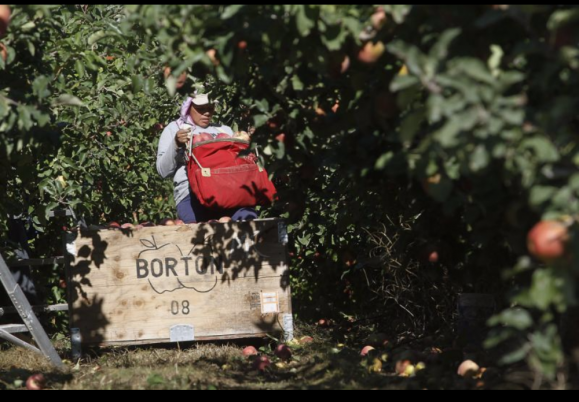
[
  {"xmin": 530, "ymin": 186, "xmax": 558, "ymax": 207},
  {"xmin": 253, "ymin": 114, "xmax": 269, "ymax": 128},
  {"xmin": 291, "ymin": 75, "xmax": 304, "ymax": 91},
  {"xmin": 296, "ymin": 6, "xmax": 315, "ymax": 37},
  {"xmin": 434, "ymin": 116, "xmax": 462, "ymax": 147},
  {"xmin": 222, "ymin": 5, "xmax": 244, "ymax": 19},
  {"xmin": 499, "ymin": 343, "xmax": 531, "ymax": 365},
  {"xmin": 390, "ymin": 75, "xmax": 419, "ymax": 92},
  {"xmin": 489, "ymin": 308, "xmax": 533, "ymax": 331},
  {"xmin": 52, "ymin": 95, "xmax": 85, "ymax": 107},
  {"xmin": 87, "ymin": 30, "xmax": 109, "ymax": 46},
  {"xmin": 375, "ymin": 152, "xmax": 394, "ymax": 170},
  {"xmin": 547, "ymin": 9, "xmax": 579, "ymax": 31},
  {"xmin": 469, "ymin": 145, "xmax": 489, "ymax": 172},
  {"xmin": 430, "ymin": 28, "xmax": 461, "ymax": 62}
]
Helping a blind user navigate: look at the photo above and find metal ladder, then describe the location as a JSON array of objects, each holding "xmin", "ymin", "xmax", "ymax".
[{"xmin": 0, "ymin": 209, "xmax": 78, "ymax": 369}]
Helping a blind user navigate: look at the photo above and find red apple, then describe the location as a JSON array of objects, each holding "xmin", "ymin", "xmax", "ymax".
[
  {"xmin": 238, "ymin": 40, "xmax": 248, "ymax": 50},
  {"xmin": 528, "ymin": 220, "xmax": 569, "ymax": 263},
  {"xmin": 108, "ymin": 222, "xmax": 121, "ymax": 229},
  {"xmin": 420, "ymin": 244, "xmax": 440, "ymax": 264},
  {"xmin": 219, "ymin": 216, "xmax": 232, "ymax": 223},
  {"xmin": 26, "ymin": 374, "xmax": 46, "ymax": 391},
  {"xmin": 121, "ymin": 223, "xmax": 134, "ymax": 229},
  {"xmin": 206, "ymin": 49, "xmax": 219, "ymax": 66},
  {"xmin": 0, "ymin": 5, "xmax": 10, "ymax": 37},
  {"xmin": 235, "ymin": 131, "xmax": 251, "ymax": 141},
  {"xmin": 242, "ymin": 346, "xmax": 258, "ymax": 357},
  {"xmin": 395, "ymin": 359, "xmax": 412, "ymax": 375},
  {"xmin": 371, "ymin": 7, "xmax": 387, "ymax": 30},
  {"xmin": 216, "ymin": 133, "xmax": 231, "ymax": 139},
  {"xmin": 0, "ymin": 42, "xmax": 6, "ymax": 63},
  {"xmin": 252, "ymin": 356, "xmax": 271, "ymax": 372},
  {"xmin": 421, "ymin": 173, "xmax": 442, "ymax": 195},
  {"xmin": 199, "ymin": 133, "xmax": 214, "ymax": 142},
  {"xmin": 299, "ymin": 336, "xmax": 314, "ymax": 344},
  {"xmin": 360, "ymin": 346, "xmax": 375, "ymax": 357},
  {"xmin": 457, "ymin": 360, "xmax": 480, "ymax": 378},
  {"xmin": 160, "ymin": 219, "xmax": 175, "ymax": 226},
  {"xmin": 163, "ymin": 66, "xmax": 187, "ymax": 89},
  {"xmin": 357, "ymin": 41, "xmax": 385, "ymax": 64},
  {"xmin": 343, "ymin": 250, "xmax": 357, "ymax": 268},
  {"xmin": 174, "ymin": 219, "xmax": 185, "ymax": 225},
  {"xmin": 274, "ymin": 345, "xmax": 292, "ymax": 361},
  {"xmin": 340, "ymin": 55, "xmax": 350, "ymax": 74}
]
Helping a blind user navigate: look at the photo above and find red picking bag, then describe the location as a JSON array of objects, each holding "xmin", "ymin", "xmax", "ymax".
[{"xmin": 186, "ymin": 138, "xmax": 278, "ymax": 210}]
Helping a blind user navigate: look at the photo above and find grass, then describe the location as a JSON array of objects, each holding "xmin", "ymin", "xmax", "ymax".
[{"xmin": 0, "ymin": 321, "xmax": 552, "ymax": 390}]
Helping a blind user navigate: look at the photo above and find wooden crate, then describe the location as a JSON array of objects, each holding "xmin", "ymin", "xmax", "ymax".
[{"xmin": 66, "ymin": 218, "xmax": 292, "ymax": 346}]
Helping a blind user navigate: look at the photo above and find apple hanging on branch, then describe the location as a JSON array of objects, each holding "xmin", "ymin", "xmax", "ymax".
[
  {"xmin": 0, "ymin": 5, "xmax": 10, "ymax": 37},
  {"xmin": 527, "ymin": 220, "xmax": 570, "ymax": 264}
]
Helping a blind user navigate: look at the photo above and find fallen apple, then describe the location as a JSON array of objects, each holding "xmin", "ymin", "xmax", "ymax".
[
  {"xmin": 242, "ymin": 346, "xmax": 258, "ymax": 357},
  {"xmin": 274, "ymin": 344, "xmax": 292, "ymax": 361},
  {"xmin": 457, "ymin": 360, "xmax": 480, "ymax": 378},
  {"xmin": 26, "ymin": 373, "xmax": 46, "ymax": 391},
  {"xmin": 299, "ymin": 336, "xmax": 314, "ymax": 344},
  {"xmin": 252, "ymin": 356, "xmax": 271, "ymax": 372},
  {"xmin": 361, "ymin": 345, "xmax": 376, "ymax": 357},
  {"xmin": 395, "ymin": 359, "xmax": 412, "ymax": 375}
]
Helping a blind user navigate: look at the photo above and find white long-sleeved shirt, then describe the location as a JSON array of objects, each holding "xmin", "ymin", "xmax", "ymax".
[{"xmin": 156, "ymin": 121, "xmax": 234, "ymax": 206}]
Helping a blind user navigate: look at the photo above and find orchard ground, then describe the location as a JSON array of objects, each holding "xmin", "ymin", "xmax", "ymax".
[{"xmin": 0, "ymin": 320, "xmax": 568, "ymax": 390}]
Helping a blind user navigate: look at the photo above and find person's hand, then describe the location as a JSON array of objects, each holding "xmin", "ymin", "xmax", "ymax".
[{"xmin": 175, "ymin": 128, "xmax": 191, "ymax": 148}]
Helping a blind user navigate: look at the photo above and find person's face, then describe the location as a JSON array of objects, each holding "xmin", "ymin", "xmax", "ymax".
[{"xmin": 190, "ymin": 103, "xmax": 215, "ymax": 128}]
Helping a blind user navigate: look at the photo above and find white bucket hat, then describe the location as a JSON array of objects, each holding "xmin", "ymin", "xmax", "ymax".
[{"xmin": 191, "ymin": 93, "xmax": 211, "ymax": 106}]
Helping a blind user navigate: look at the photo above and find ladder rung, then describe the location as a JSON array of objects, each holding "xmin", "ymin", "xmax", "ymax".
[
  {"xmin": 8, "ymin": 257, "xmax": 65, "ymax": 268},
  {"xmin": 0, "ymin": 324, "xmax": 28, "ymax": 334},
  {"xmin": 0, "ymin": 303, "xmax": 69, "ymax": 318}
]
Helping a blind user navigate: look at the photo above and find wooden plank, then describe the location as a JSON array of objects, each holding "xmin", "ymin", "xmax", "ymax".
[{"xmin": 68, "ymin": 219, "xmax": 292, "ymax": 346}]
